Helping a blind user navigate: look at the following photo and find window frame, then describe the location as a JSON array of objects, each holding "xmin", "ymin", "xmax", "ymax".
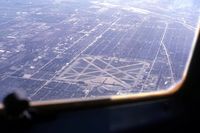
[{"xmin": 0, "ymin": 16, "xmax": 199, "ymax": 114}]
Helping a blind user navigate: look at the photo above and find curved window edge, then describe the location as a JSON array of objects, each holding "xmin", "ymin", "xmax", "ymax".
[{"xmin": 0, "ymin": 24, "xmax": 199, "ymax": 113}]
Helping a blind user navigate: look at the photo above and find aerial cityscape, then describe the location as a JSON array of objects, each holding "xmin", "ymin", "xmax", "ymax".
[{"xmin": 0, "ymin": 0, "xmax": 199, "ymax": 101}]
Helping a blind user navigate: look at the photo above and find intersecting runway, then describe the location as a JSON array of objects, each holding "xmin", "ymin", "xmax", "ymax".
[{"xmin": 57, "ymin": 55, "xmax": 150, "ymax": 89}]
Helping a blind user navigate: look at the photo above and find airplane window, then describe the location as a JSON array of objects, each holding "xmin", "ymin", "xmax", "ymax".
[{"xmin": 0, "ymin": 0, "xmax": 199, "ymax": 103}]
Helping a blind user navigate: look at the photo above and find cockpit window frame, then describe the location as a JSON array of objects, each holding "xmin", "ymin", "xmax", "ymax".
[
  {"xmin": 0, "ymin": 1, "xmax": 199, "ymax": 112},
  {"xmin": 0, "ymin": 26, "xmax": 198, "ymax": 112}
]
